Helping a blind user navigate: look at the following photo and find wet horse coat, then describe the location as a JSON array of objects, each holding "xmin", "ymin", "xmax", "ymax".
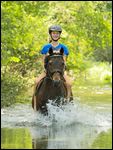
[{"xmin": 32, "ymin": 48, "xmax": 73, "ymax": 114}]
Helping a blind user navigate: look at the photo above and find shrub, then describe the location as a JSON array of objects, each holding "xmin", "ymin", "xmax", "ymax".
[{"xmin": 1, "ymin": 69, "xmax": 28, "ymax": 107}]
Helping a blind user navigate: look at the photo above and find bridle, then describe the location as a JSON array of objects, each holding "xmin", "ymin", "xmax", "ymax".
[{"xmin": 46, "ymin": 54, "xmax": 65, "ymax": 81}]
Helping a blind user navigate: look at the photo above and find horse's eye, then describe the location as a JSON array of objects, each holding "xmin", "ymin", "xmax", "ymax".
[{"xmin": 62, "ymin": 62, "xmax": 65, "ymax": 65}]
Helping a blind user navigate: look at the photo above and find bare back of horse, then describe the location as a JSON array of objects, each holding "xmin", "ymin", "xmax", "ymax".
[{"xmin": 32, "ymin": 48, "xmax": 73, "ymax": 115}]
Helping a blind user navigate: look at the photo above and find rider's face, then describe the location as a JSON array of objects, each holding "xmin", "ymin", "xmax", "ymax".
[{"xmin": 51, "ymin": 31, "xmax": 60, "ymax": 41}]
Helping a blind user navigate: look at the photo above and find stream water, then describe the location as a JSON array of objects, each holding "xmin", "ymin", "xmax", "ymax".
[{"xmin": 1, "ymin": 85, "xmax": 112, "ymax": 149}]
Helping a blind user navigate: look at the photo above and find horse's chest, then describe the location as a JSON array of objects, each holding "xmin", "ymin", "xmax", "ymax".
[{"xmin": 39, "ymin": 82, "xmax": 66, "ymax": 100}]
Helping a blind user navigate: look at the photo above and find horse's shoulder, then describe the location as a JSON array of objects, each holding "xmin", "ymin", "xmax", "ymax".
[{"xmin": 35, "ymin": 77, "xmax": 45, "ymax": 95}]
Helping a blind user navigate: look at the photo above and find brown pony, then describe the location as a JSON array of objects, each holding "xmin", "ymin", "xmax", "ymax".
[{"xmin": 32, "ymin": 48, "xmax": 73, "ymax": 115}]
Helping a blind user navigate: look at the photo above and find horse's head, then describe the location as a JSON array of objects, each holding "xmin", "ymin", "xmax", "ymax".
[{"xmin": 46, "ymin": 47, "xmax": 65, "ymax": 85}]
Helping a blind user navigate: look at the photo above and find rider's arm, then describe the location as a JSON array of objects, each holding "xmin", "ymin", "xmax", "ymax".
[
  {"xmin": 61, "ymin": 44, "xmax": 69, "ymax": 63},
  {"xmin": 40, "ymin": 44, "xmax": 49, "ymax": 70},
  {"xmin": 42, "ymin": 55, "xmax": 46, "ymax": 70},
  {"xmin": 43, "ymin": 54, "xmax": 49, "ymax": 71},
  {"xmin": 43, "ymin": 55, "xmax": 46, "ymax": 62},
  {"xmin": 63, "ymin": 55, "xmax": 68, "ymax": 62}
]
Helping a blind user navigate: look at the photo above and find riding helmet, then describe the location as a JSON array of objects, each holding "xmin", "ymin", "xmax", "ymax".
[{"xmin": 49, "ymin": 25, "xmax": 62, "ymax": 34}]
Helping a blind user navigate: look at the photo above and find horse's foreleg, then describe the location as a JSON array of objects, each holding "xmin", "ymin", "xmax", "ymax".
[{"xmin": 70, "ymin": 91, "xmax": 73, "ymax": 101}]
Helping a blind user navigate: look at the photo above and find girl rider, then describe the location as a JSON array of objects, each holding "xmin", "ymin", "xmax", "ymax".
[{"xmin": 34, "ymin": 25, "xmax": 72, "ymax": 98}]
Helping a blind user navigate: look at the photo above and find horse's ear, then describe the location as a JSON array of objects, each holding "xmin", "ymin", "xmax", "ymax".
[
  {"xmin": 49, "ymin": 47, "xmax": 53, "ymax": 55},
  {"xmin": 60, "ymin": 47, "xmax": 64, "ymax": 55}
]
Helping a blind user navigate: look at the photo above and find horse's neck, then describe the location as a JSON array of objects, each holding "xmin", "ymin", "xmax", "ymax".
[{"xmin": 41, "ymin": 76, "xmax": 68, "ymax": 97}]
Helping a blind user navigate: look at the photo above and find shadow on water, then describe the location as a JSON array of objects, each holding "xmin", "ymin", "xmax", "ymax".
[{"xmin": 1, "ymin": 99, "xmax": 112, "ymax": 149}]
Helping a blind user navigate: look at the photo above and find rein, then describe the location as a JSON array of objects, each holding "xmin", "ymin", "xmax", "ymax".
[{"xmin": 49, "ymin": 54, "xmax": 63, "ymax": 58}]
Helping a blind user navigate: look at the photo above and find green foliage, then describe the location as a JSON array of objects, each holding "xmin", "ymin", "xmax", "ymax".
[
  {"xmin": 1, "ymin": 1, "xmax": 47, "ymax": 75},
  {"xmin": 1, "ymin": 1, "xmax": 112, "ymax": 107},
  {"xmin": 1, "ymin": 1, "xmax": 112, "ymax": 70},
  {"xmin": 1, "ymin": 67, "xmax": 28, "ymax": 107}
]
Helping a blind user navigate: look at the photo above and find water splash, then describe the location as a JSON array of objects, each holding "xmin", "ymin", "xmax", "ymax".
[
  {"xmin": 1, "ymin": 99, "xmax": 112, "ymax": 130},
  {"xmin": 39, "ymin": 99, "xmax": 112, "ymax": 128},
  {"xmin": 1, "ymin": 100, "xmax": 112, "ymax": 149}
]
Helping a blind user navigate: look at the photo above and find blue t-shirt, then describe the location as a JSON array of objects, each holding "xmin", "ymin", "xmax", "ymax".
[{"xmin": 41, "ymin": 43, "xmax": 69, "ymax": 56}]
